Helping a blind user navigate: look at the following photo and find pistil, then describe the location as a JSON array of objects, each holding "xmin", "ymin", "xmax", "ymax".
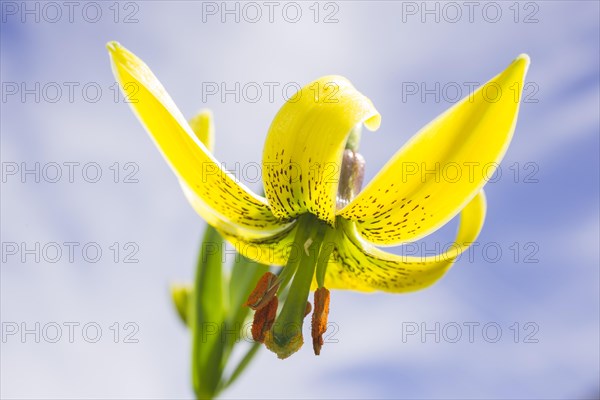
[
  {"xmin": 264, "ymin": 214, "xmax": 327, "ymax": 359},
  {"xmin": 247, "ymin": 139, "xmax": 368, "ymax": 358}
]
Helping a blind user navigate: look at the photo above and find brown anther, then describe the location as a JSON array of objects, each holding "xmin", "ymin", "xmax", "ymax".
[
  {"xmin": 251, "ymin": 296, "xmax": 278, "ymax": 343},
  {"xmin": 311, "ymin": 287, "xmax": 330, "ymax": 356},
  {"xmin": 304, "ymin": 301, "xmax": 312, "ymax": 317},
  {"xmin": 245, "ymin": 272, "xmax": 279, "ymax": 310}
]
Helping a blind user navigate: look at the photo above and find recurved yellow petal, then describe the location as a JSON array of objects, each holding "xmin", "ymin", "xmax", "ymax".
[
  {"xmin": 180, "ymin": 185, "xmax": 293, "ymax": 239},
  {"xmin": 327, "ymin": 190, "xmax": 486, "ymax": 292},
  {"xmin": 107, "ymin": 41, "xmax": 288, "ymax": 238},
  {"xmin": 217, "ymin": 224, "xmax": 298, "ymax": 266},
  {"xmin": 262, "ymin": 76, "xmax": 381, "ymax": 225},
  {"xmin": 339, "ymin": 55, "xmax": 529, "ymax": 245}
]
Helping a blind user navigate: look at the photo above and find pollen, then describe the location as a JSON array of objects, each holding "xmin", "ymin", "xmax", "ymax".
[
  {"xmin": 311, "ymin": 287, "xmax": 330, "ymax": 355},
  {"xmin": 245, "ymin": 272, "xmax": 279, "ymax": 310},
  {"xmin": 304, "ymin": 301, "xmax": 312, "ymax": 317},
  {"xmin": 251, "ymin": 296, "xmax": 278, "ymax": 343}
]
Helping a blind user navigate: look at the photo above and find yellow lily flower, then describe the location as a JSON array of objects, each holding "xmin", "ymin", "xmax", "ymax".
[{"xmin": 107, "ymin": 41, "xmax": 529, "ymax": 359}]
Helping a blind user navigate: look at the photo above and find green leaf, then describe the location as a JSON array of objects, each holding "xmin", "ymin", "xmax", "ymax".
[
  {"xmin": 213, "ymin": 256, "xmax": 269, "ymax": 396},
  {"xmin": 191, "ymin": 225, "xmax": 226, "ymax": 399},
  {"xmin": 186, "ymin": 224, "xmax": 271, "ymax": 399},
  {"xmin": 221, "ymin": 343, "xmax": 262, "ymax": 392},
  {"xmin": 221, "ymin": 255, "xmax": 269, "ymax": 362}
]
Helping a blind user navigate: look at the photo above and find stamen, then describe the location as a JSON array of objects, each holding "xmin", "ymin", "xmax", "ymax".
[
  {"xmin": 304, "ymin": 238, "xmax": 313, "ymax": 256},
  {"xmin": 311, "ymin": 287, "xmax": 330, "ymax": 355},
  {"xmin": 304, "ymin": 301, "xmax": 312, "ymax": 317},
  {"xmin": 315, "ymin": 232, "xmax": 335, "ymax": 288},
  {"xmin": 245, "ymin": 272, "xmax": 279, "ymax": 310},
  {"xmin": 264, "ymin": 214, "xmax": 326, "ymax": 359},
  {"xmin": 251, "ymin": 296, "xmax": 278, "ymax": 343}
]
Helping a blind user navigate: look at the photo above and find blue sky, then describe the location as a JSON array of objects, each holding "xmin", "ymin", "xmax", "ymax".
[{"xmin": 1, "ymin": 1, "xmax": 599, "ymax": 399}]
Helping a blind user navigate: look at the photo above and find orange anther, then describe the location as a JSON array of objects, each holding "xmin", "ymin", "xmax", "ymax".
[
  {"xmin": 251, "ymin": 296, "xmax": 278, "ymax": 343},
  {"xmin": 311, "ymin": 287, "xmax": 330, "ymax": 355},
  {"xmin": 304, "ymin": 301, "xmax": 312, "ymax": 317},
  {"xmin": 245, "ymin": 272, "xmax": 278, "ymax": 310}
]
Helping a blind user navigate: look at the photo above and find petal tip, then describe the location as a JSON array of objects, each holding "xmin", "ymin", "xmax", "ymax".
[
  {"xmin": 106, "ymin": 41, "xmax": 121, "ymax": 54},
  {"xmin": 515, "ymin": 53, "xmax": 531, "ymax": 64},
  {"xmin": 196, "ymin": 108, "xmax": 213, "ymax": 118},
  {"xmin": 364, "ymin": 113, "xmax": 382, "ymax": 131},
  {"xmin": 106, "ymin": 41, "xmax": 130, "ymax": 68},
  {"xmin": 513, "ymin": 53, "xmax": 531, "ymax": 75}
]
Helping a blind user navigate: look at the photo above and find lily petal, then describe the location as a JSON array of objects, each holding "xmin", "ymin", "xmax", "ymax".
[
  {"xmin": 327, "ymin": 191, "xmax": 486, "ymax": 292},
  {"xmin": 339, "ymin": 55, "xmax": 529, "ymax": 245},
  {"xmin": 262, "ymin": 76, "xmax": 381, "ymax": 225},
  {"xmin": 189, "ymin": 109, "xmax": 215, "ymax": 153},
  {"xmin": 218, "ymin": 224, "xmax": 298, "ymax": 266},
  {"xmin": 107, "ymin": 42, "xmax": 289, "ymax": 237},
  {"xmin": 181, "ymin": 185, "xmax": 294, "ymax": 239}
]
